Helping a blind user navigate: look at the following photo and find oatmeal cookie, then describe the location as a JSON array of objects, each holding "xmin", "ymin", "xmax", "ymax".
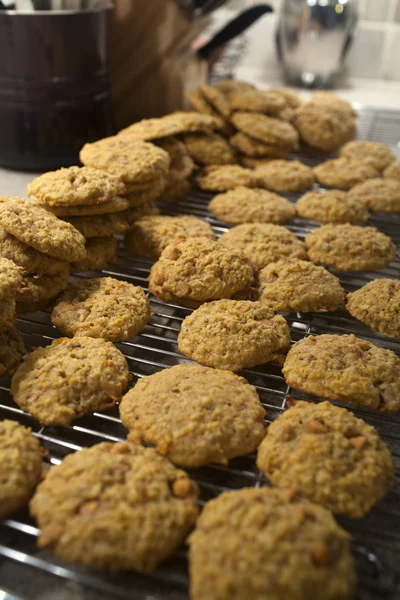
[
  {"xmin": 309, "ymin": 91, "xmax": 356, "ymax": 118},
  {"xmin": 0, "ymin": 255, "xmax": 22, "ymax": 300},
  {"xmin": 149, "ymin": 238, "xmax": 253, "ymax": 305},
  {"xmin": 71, "ymin": 236, "xmax": 118, "ymax": 273},
  {"xmin": 231, "ymin": 112, "xmax": 299, "ymax": 148},
  {"xmin": 18, "ymin": 267, "xmax": 70, "ymax": 304},
  {"xmin": 80, "ymin": 136, "xmax": 170, "ymax": 186},
  {"xmin": 199, "ymin": 84, "xmax": 232, "ymax": 119},
  {"xmin": 0, "ymin": 198, "xmax": 86, "ymax": 262},
  {"xmin": 183, "ymin": 132, "xmax": 236, "ymax": 165},
  {"xmin": 348, "ymin": 178, "xmax": 400, "ymax": 213},
  {"xmin": 195, "ymin": 165, "xmax": 257, "ymax": 191},
  {"xmin": 120, "ymin": 364, "xmax": 266, "ymax": 468},
  {"xmin": 209, "ymin": 186, "xmax": 295, "ymax": 224},
  {"xmin": 0, "ymin": 420, "xmax": 42, "ymax": 519},
  {"xmin": 219, "ymin": 223, "xmax": 307, "ymax": 270},
  {"xmin": 42, "ymin": 196, "xmax": 129, "ymax": 217},
  {"xmin": 11, "ymin": 337, "xmax": 129, "ymax": 425},
  {"xmin": 346, "ymin": 279, "xmax": 400, "ymax": 338},
  {"xmin": 230, "ymin": 132, "xmax": 289, "ymax": 158},
  {"xmin": 30, "ymin": 441, "xmax": 198, "ymax": 571},
  {"xmin": 268, "ymin": 87, "xmax": 303, "ymax": 108},
  {"xmin": 118, "ymin": 111, "xmax": 223, "ymax": 140},
  {"xmin": 296, "ymin": 190, "xmax": 369, "ymax": 224},
  {"xmin": 28, "ymin": 166, "xmax": 125, "ymax": 207},
  {"xmin": 255, "ymin": 159, "xmax": 315, "ymax": 192},
  {"xmin": 229, "ymin": 90, "xmax": 285, "ymax": 115},
  {"xmin": 314, "ymin": 158, "xmax": 379, "ymax": 190},
  {"xmin": 178, "ymin": 299, "xmax": 290, "ymax": 371},
  {"xmin": 189, "ymin": 487, "xmax": 356, "ymax": 600},
  {"xmin": 52, "ymin": 277, "xmax": 150, "ymax": 342},
  {"xmin": 258, "ymin": 259, "xmax": 344, "ymax": 312},
  {"xmin": 294, "ymin": 105, "xmax": 356, "ymax": 152},
  {"xmin": 257, "ymin": 401, "xmax": 393, "ymax": 517},
  {"xmin": 282, "ymin": 333, "xmax": 400, "ymax": 411},
  {"xmin": 64, "ymin": 211, "xmax": 129, "ymax": 238},
  {"xmin": 306, "ymin": 224, "xmax": 396, "ymax": 271},
  {"xmin": 213, "ymin": 79, "xmax": 256, "ymax": 98},
  {"xmin": 339, "ymin": 140, "xmax": 395, "ymax": 171},
  {"xmin": 125, "ymin": 215, "xmax": 215, "ymax": 259},
  {"xmin": 0, "ymin": 327, "xmax": 26, "ymax": 377},
  {"xmin": 384, "ymin": 160, "xmax": 400, "ymax": 181}
]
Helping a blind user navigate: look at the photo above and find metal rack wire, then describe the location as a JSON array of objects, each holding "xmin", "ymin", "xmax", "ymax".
[{"xmin": 0, "ymin": 107, "xmax": 400, "ymax": 600}]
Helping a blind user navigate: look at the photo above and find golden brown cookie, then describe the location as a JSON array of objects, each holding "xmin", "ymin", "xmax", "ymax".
[
  {"xmin": 309, "ymin": 91, "xmax": 356, "ymax": 118},
  {"xmin": 257, "ymin": 400, "xmax": 393, "ymax": 517},
  {"xmin": 208, "ymin": 186, "xmax": 295, "ymax": 224},
  {"xmin": 18, "ymin": 267, "xmax": 70, "ymax": 304},
  {"xmin": 348, "ymin": 178, "xmax": 400, "ymax": 213},
  {"xmin": 189, "ymin": 487, "xmax": 356, "ymax": 600},
  {"xmin": 0, "ymin": 420, "xmax": 42, "ymax": 519},
  {"xmin": 255, "ymin": 159, "xmax": 315, "ymax": 192},
  {"xmin": 339, "ymin": 140, "xmax": 395, "ymax": 171},
  {"xmin": 306, "ymin": 224, "xmax": 396, "ymax": 271},
  {"xmin": 229, "ymin": 132, "xmax": 289, "ymax": 158},
  {"xmin": 178, "ymin": 299, "xmax": 290, "ymax": 371},
  {"xmin": 219, "ymin": 223, "xmax": 307, "ymax": 270},
  {"xmin": 11, "ymin": 337, "xmax": 129, "ymax": 425},
  {"xmin": 41, "ymin": 196, "xmax": 129, "ymax": 217},
  {"xmin": 258, "ymin": 259, "xmax": 344, "ymax": 312},
  {"xmin": 183, "ymin": 132, "xmax": 236, "ymax": 166},
  {"xmin": 118, "ymin": 111, "xmax": 223, "ymax": 139},
  {"xmin": 28, "ymin": 166, "xmax": 126, "ymax": 207},
  {"xmin": 0, "ymin": 255, "xmax": 21, "ymax": 301},
  {"xmin": 0, "ymin": 198, "xmax": 86, "ymax": 262},
  {"xmin": 64, "ymin": 211, "xmax": 130, "ymax": 238},
  {"xmin": 52, "ymin": 277, "xmax": 150, "ymax": 342},
  {"xmin": 0, "ymin": 327, "xmax": 26, "ymax": 377},
  {"xmin": 149, "ymin": 237, "xmax": 253, "ymax": 306},
  {"xmin": 30, "ymin": 441, "xmax": 198, "ymax": 572},
  {"xmin": 229, "ymin": 90, "xmax": 285, "ymax": 115},
  {"xmin": 384, "ymin": 161, "xmax": 400, "ymax": 181},
  {"xmin": 195, "ymin": 165, "xmax": 257, "ymax": 191},
  {"xmin": 120, "ymin": 364, "xmax": 266, "ymax": 467},
  {"xmin": 314, "ymin": 158, "xmax": 379, "ymax": 190},
  {"xmin": 125, "ymin": 215, "xmax": 215, "ymax": 259},
  {"xmin": 282, "ymin": 333, "xmax": 400, "ymax": 411},
  {"xmin": 199, "ymin": 84, "xmax": 232, "ymax": 119},
  {"xmin": 71, "ymin": 236, "xmax": 118, "ymax": 273},
  {"xmin": 294, "ymin": 105, "xmax": 356, "ymax": 152},
  {"xmin": 346, "ymin": 279, "xmax": 400, "ymax": 339},
  {"xmin": 231, "ymin": 112, "xmax": 299, "ymax": 148},
  {"xmin": 296, "ymin": 190, "xmax": 370, "ymax": 224}
]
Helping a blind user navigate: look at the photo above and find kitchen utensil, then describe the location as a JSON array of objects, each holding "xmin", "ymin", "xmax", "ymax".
[{"xmin": 276, "ymin": 0, "xmax": 358, "ymax": 87}]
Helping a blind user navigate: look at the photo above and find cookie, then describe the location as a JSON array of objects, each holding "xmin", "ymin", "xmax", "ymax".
[
  {"xmin": 28, "ymin": 166, "xmax": 126, "ymax": 207},
  {"xmin": 11, "ymin": 337, "xmax": 129, "ymax": 425},
  {"xmin": 41, "ymin": 196, "xmax": 129, "ymax": 217},
  {"xmin": 0, "ymin": 226, "xmax": 69, "ymax": 276},
  {"xmin": 229, "ymin": 89, "xmax": 285, "ymax": 115},
  {"xmin": 71, "ymin": 236, "xmax": 118, "ymax": 273},
  {"xmin": 282, "ymin": 333, "xmax": 400, "ymax": 411},
  {"xmin": 118, "ymin": 111, "xmax": 223, "ymax": 139},
  {"xmin": 125, "ymin": 215, "xmax": 215, "ymax": 259},
  {"xmin": 0, "ymin": 198, "xmax": 86, "ymax": 262},
  {"xmin": 156, "ymin": 137, "xmax": 194, "ymax": 181},
  {"xmin": 294, "ymin": 105, "xmax": 356, "ymax": 152},
  {"xmin": 296, "ymin": 190, "xmax": 370, "ymax": 224},
  {"xmin": 30, "ymin": 441, "xmax": 198, "ymax": 571},
  {"xmin": 149, "ymin": 238, "xmax": 253, "ymax": 306},
  {"xmin": 257, "ymin": 400, "xmax": 393, "ymax": 518},
  {"xmin": 258, "ymin": 259, "xmax": 344, "ymax": 312},
  {"xmin": 306, "ymin": 224, "xmax": 396, "ymax": 271},
  {"xmin": 309, "ymin": 91, "xmax": 356, "ymax": 118},
  {"xmin": 229, "ymin": 132, "xmax": 289, "ymax": 158},
  {"xmin": 231, "ymin": 112, "xmax": 299, "ymax": 148},
  {"xmin": 183, "ymin": 132, "xmax": 236, "ymax": 166},
  {"xmin": 314, "ymin": 158, "xmax": 379, "ymax": 190},
  {"xmin": 195, "ymin": 165, "xmax": 257, "ymax": 191},
  {"xmin": 209, "ymin": 186, "xmax": 295, "ymax": 225},
  {"xmin": 384, "ymin": 161, "xmax": 400, "ymax": 181},
  {"xmin": 339, "ymin": 140, "xmax": 395, "ymax": 171},
  {"xmin": 18, "ymin": 267, "xmax": 70, "ymax": 304},
  {"xmin": 199, "ymin": 84, "xmax": 232, "ymax": 119},
  {"xmin": 0, "ymin": 327, "xmax": 26, "ymax": 377},
  {"xmin": 348, "ymin": 178, "xmax": 400, "ymax": 213},
  {"xmin": 219, "ymin": 223, "xmax": 307, "ymax": 270},
  {"xmin": 186, "ymin": 89, "xmax": 220, "ymax": 117},
  {"xmin": 52, "ymin": 277, "xmax": 150, "ymax": 342},
  {"xmin": 0, "ymin": 298, "xmax": 17, "ymax": 328},
  {"xmin": 178, "ymin": 299, "xmax": 290, "ymax": 371},
  {"xmin": 255, "ymin": 159, "xmax": 315, "ymax": 193},
  {"xmin": 189, "ymin": 487, "xmax": 356, "ymax": 600},
  {"xmin": 120, "ymin": 364, "xmax": 265, "ymax": 467},
  {"xmin": 0, "ymin": 255, "xmax": 22, "ymax": 300},
  {"xmin": 0, "ymin": 420, "xmax": 42, "ymax": 519},
  {"xmin": 268, "ymin": 86, "xmax": 303, "ymax": 108},
  {"xmin": 213, "ymin": 79, "xmax": 256, "ymax": 98},
  {"xmin": 64, "ymin": 211, "xmax": 130, "ymax": 238},
  {"xmin": 346, "ymin": 279, "xmax": 400, "ymax": 339},
  {"xmin": 80, "ymin": 136, "xmax": 170, "ymax": 187}
]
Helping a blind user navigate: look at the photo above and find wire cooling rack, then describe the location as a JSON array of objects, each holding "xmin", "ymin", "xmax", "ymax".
[{"xmin": 0, "ymin": 107, "xmax": 400, "ymax": 600}]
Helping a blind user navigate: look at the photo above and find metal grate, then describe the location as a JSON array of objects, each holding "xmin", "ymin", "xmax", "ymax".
[{"xmin": 1, "ymin": 107, "xmax": 400, "ymax": 600}]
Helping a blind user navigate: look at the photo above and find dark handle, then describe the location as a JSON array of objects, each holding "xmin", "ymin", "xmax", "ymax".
[{"xmin": 197, "ymin": 4, "xmax": 273, "ymax": 60}]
